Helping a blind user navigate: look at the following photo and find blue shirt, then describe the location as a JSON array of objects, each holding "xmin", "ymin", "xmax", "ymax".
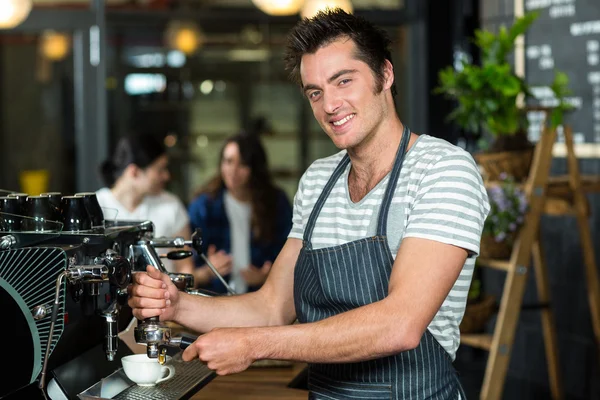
[{"xmin": 188, "ymin": 188, "xmax": 293, "ymax": 293}]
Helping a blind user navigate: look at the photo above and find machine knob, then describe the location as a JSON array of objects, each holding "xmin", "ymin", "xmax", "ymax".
[
  {"xmin": 164, "ymin": 250, "xmax": 193, "ymax": 260},
  {"xmin": 105, "ymin": 256, "xmax": 131, "ymax": 289},
  {"xmin": 191, "ymin": 228, "xmax": 203, "ymax": 253}
]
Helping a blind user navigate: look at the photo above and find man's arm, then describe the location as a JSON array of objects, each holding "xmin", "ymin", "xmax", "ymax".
[
  {"xmin": 133, "ymin": 238, "xmax": 302, "ymax": 333},
  {"xmin": 184, "ymin": 237, "xmax": 467, "ymax": 371},
  {"xmin": 253, "ymin": 237, "xmax": 467, "ymax": 362}
]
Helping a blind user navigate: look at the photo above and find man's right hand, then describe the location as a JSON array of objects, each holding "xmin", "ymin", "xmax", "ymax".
[{"xmin": 128, "ymin": 265, "xmax": 180, "ymax": 321}]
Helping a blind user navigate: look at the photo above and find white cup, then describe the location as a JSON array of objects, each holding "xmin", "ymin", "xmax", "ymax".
[{"xmin": 121, "ymin": 354, "xmax": 176, "ymax": 386}]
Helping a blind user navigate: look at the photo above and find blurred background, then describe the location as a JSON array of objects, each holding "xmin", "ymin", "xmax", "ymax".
[
  {"xmin": 1, "ymin": 0, "xmax": 600, "ymax": 399},
  {"xmin": 0, "ymin": 0, "xmax": 425, "ymax": 203}
]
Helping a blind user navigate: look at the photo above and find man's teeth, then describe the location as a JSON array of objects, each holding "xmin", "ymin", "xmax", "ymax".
[{"xmin": 332, "ymin": 114, "xmax": 355, "ymax": 126}]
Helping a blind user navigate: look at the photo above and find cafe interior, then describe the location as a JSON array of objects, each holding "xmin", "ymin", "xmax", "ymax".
[{"xmin": 0, "ymin": 0, "xmax": 599, "ymax": 399}]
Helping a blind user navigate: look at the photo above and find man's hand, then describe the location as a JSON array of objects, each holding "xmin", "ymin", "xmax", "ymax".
[
  {"xmin": 128, "ymin": 265, "xmax": 179, "ymax": 321},
  {"xmin": 240, "ymin": 261, "xmax": 272, "ymax": 287},
  {"xmin": 182, "ymin": 328, "xmax": 257, "ymax": 375}
]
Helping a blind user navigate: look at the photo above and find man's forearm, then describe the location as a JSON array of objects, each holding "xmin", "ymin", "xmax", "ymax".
[
  {"xmin": 249, "ymin": 298, "xmax": 418, "ymax": 364},
  {"xmin": 173, "ymin": 290, "xmax": 280, "ymax": 333}
]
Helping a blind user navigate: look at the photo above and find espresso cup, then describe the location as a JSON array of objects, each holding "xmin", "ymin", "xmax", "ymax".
[
  {"xmin": 60, "ymin": 196, "xmax": 92, "ymax": 232},
  {"xmin": 121, "ymin": 354, "xmax": 175, "ymax": 386},
  {"xmin": 6, "ymin": 193, "xmax": 28, "ymax": 212},
  {"xmin": 21, "ymin": 195, "xmax": 58, "ymax": 232},
  {"xmin": 0, "ymin": 196, "xmax": 22, "ymax": 231},
  {"xmin": 40, "ymin": 192, "xmax": 63, "ymax": 211},
  {"xmin": 74, "ymin": 192, "xmax": 105, "ymax": 229}
]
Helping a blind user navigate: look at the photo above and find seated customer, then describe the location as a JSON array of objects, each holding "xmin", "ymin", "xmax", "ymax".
[
  {"xmin": 187, "ymin": 133, "xmax": 292, "ymax": 294},
  {"xmin": 96, "ymin": 133, "xmax": 194, "ymax": 275}
]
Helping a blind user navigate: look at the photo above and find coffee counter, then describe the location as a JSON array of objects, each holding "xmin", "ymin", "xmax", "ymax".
[
  {"xmin": 119, "ymin": 322, "xmax": 308, "ymax": 399},
  {"xmin": 190, "ymin": 362, "xmax": 308, "ymax": 400}
]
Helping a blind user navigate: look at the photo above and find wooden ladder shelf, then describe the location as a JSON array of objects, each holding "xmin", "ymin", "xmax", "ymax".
[{"xmin": 462, "ymin": 114, "xmax": 600, "ymax": 400}]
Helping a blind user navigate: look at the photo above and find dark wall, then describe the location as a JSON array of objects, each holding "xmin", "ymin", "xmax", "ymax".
[
  {"xmin": 426, "ymin": 0, "xmax": 480, "ymax": 147},
  {"xmin": 0, "ymin": 39, "xmax": 75, "ymax": 195},
  {"xmin": 455, "ymin": 1, "xmax": 600, "ymax": 399}
]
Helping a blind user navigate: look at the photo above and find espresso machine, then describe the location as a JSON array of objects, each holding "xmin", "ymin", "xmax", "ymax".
[{"xmin": 0, "ymin": 192, "xmax": 215, "ymax": 400}]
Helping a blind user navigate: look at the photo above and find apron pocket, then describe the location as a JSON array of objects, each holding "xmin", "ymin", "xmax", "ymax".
[{"xmin": 308, "ymin": 371, "xmax": 391, "ymax": 399}]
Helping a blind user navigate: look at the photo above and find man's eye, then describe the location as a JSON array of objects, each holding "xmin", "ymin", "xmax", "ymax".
[
  {"xmin": 309, "ymin": 91, "xmax": 321, "ymax": 100},
  {"xmin": 340, "ymin": 79, "xmax": 350, "ymax": 85}
]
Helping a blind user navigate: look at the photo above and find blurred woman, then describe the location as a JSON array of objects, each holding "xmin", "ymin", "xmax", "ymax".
[
  {"xmin": 187, "ymin": 133, "xmax": 293, "ymax": 294},
  {"xmin": 96, "ymin": 134, "xmax": 194, "ymax": 275}
]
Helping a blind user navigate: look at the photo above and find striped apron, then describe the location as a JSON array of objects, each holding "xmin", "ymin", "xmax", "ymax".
[{"xmin": 293, "ymin": 125, "xmax": 465, "ymax": 399}]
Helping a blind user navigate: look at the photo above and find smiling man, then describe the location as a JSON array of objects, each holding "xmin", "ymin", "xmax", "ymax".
[{"xmin": 129, "ymin": 9, "xmax": 490, "ymax": 399}]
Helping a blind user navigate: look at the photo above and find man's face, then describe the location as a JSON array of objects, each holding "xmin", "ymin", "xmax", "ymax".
[
  {"xmin": 300, "ymin": 37, "xmax": 390, "ymax": 150},
  {"xmin": 138, "ymin": 154, "xmax": 170, "ymax": 195}
]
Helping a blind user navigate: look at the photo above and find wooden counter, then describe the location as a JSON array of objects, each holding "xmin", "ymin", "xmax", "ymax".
[
  {"xmin": 190, "ymin": 362, "xmax": 308, "ymax": 400},
  {"xmin": 120, "ymin": 321, "xmax": 308, "ymax": 399}
]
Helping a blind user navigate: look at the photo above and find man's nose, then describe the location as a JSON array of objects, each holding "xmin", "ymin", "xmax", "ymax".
[{"xmin": 323, "ymin": 92, "xmax": 342, "ymax": 115}]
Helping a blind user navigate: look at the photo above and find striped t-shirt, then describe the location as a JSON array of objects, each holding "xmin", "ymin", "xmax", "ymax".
[{"xmin": 289, "ymin": 134, "xmax": 490, "ymax": 359}]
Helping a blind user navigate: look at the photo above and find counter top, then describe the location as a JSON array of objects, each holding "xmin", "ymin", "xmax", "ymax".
[{"xmin": 190, "ymin": 362, "xmax": 308, "ymax": 400}]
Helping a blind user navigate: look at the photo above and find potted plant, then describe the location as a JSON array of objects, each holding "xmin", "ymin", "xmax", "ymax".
[
  {"xmin": 480, "ymin": 173, "xmax": 528, "ymax": 259},
  {"xmin": 435, "ymin": 11, "xmax": 573, "ymax": 181},
  {"xmin": 460, "ymin": 266, "xmax": 497, "ymax": 334},
  {"xmin": 460, "ymin": 174, "xmax": 528, "ymax": 333}
]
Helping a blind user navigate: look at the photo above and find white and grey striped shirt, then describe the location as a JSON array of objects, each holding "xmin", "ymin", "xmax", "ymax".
[{"xmin": 289, "ymin": 134, "xmax": 490, "ymax": 359}]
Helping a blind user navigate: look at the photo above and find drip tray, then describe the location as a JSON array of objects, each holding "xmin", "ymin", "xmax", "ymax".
[{"xmin": 78, "ymin": 354, "xmax": 216, "ymax": 400}]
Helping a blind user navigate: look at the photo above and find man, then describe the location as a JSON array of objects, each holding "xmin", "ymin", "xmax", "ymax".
[{"xmin": 129, "ymin": 9, "xmax": 490, "ymax": 399}]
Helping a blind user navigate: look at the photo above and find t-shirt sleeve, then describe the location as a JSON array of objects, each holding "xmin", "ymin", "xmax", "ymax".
[
  {"xmin": 288, "ymin": 170, "xmax": 308, "ymax": 240},
  {"xmin": 403, "ymin": 150, "xmax": 491, "ymax": 257},
  {"xmin": 171, "ymin": 197, "xmax": 190, "ymax": 236}
]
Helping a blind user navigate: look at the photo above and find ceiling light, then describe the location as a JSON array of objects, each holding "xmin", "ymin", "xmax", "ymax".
[
  {"xmin": 40, "ymin": 31, "xmax": 71, "ymax": 61},
  {"xmin": 301, "ymin": 0, "xmax": 353, "ymax": 19},
  {"xmin": 200, "ymin": 80, "xmax": 214, "ymax": 95},
  {"xmin": 227, "ymin": 48, "xmax": 270, "ymax": 62},
  {"xmin": 164, "ymin": 20, "xmax": 204, "ymax": 55},
  {"xmin": 252, "ymin": 0, "xmax": 305, "ymax": 16},
  {"xmin": 0, "ymin": 0, "xmax": 32, "ymax": 29}
]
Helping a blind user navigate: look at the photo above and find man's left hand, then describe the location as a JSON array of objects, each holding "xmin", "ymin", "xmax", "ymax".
[{"xmin": 181, "ymin": 328, "xmax": 256, "ymax": 375}]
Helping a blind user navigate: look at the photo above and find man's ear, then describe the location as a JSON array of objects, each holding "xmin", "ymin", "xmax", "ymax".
[{"xmin": 382, "ymin": 59, "xmax": 395, "ymax": 91}]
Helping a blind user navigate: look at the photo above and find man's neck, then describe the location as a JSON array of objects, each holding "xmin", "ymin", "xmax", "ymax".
[
  {"xmin": 111, "ymin": 183, "xmax": 144, "ymax": 213},
  {"xmin": 346, "ymin": 118, "xmax": 415, "ymax": 202},
  {"xmin": 348, "ymin": 117, "xmax": 403, "ymax": 174}
]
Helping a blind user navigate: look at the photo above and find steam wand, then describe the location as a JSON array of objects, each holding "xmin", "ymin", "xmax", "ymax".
[
  {"xmin": 151, "ymin": 228, "xmax": 236, "ymax": 296},
  {"xmin": 38, "ymin": 271, "xmax": 68, "ymax": 392},
  {"xmin": 199, "ymin": 253, "xmax": 236, "ymax": 296}
]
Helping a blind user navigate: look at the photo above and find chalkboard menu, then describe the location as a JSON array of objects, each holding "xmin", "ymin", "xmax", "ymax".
[{"xmin": 524, "ymin": 0, "xmax": 600, "ymax": 145}]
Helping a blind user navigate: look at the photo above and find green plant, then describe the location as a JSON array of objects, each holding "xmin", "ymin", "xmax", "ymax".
[
  {"xmin": 483, "ymin": 173, "xmax": 528, "ymax": 244},
  {"xmin": 435, "ymin": 12, "xmax": 574, "ymax": 151}
]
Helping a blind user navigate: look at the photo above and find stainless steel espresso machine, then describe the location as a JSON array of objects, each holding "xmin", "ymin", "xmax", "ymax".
[{"xmin": 0, "ymin": 192, "xmax": 215, "ymax": 400}]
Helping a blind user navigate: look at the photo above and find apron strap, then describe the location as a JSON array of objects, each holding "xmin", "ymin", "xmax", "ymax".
[
  {"xmin": 376, "ymin": 124, "xmax": 411, "ymax": 236},
  {"xmin": 304, "ymin": 124, "xmax": 411, "ymax": 242},
  {"xmin": 303, "ymin": 154, "xmax": 351, "ymax": 243}
]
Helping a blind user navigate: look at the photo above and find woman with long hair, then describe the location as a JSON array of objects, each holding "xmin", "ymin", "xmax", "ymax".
[
  {"xmin": 96, "ymin": 133, "xmax": 194, "ymax": 275},
  {"xmin": 187, "ymin": 133, "xmax": 293, "ymax": 294}
]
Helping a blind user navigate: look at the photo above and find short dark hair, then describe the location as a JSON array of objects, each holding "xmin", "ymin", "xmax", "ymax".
[
  {"xmin": 99, "ymin": 134, "xmax": 166, "ymax": 187},
  {"xmin": 284, "ymin": 8, "xmax": 397, "ymax": 97}
]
